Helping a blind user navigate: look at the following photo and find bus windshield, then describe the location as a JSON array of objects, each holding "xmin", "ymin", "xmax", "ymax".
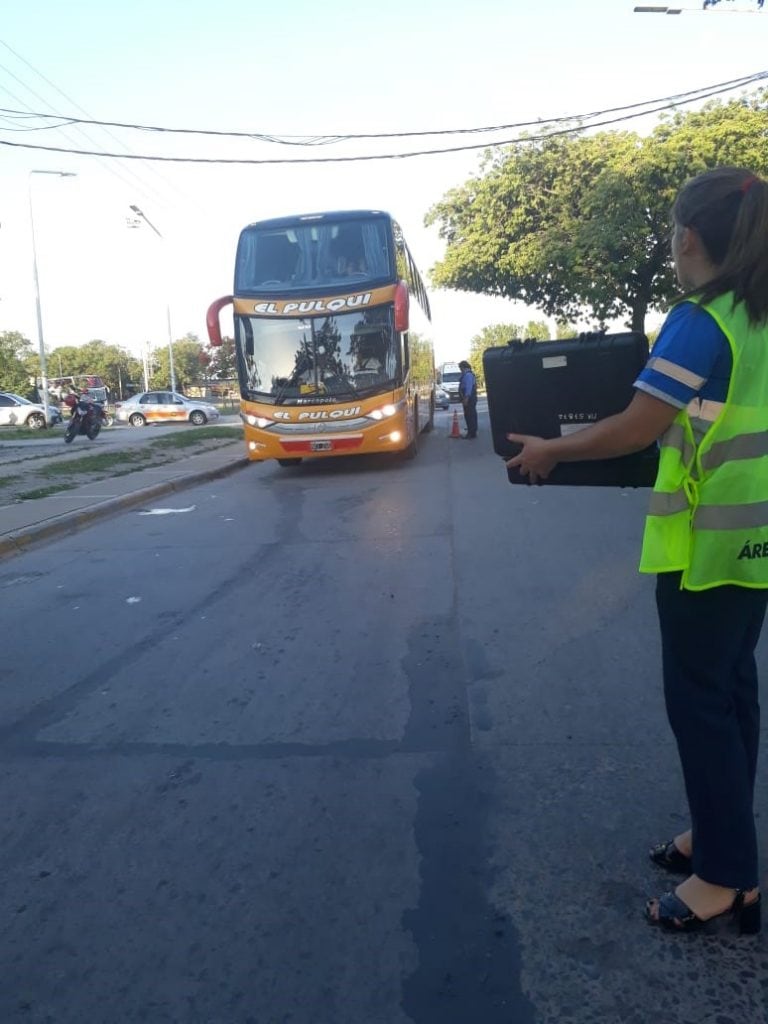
[
  {"xmin": 235, "ymin": 217, "xmax": 393, "ymax": 293},
  {"xmin": 236, "ymin": 306, "xmax": 400, "ymax": 404}
]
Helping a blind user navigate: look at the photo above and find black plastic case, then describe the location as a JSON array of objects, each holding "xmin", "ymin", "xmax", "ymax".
[{"xmin": 483, "ymin": 332, "xmax": 660, "ymax": 487}]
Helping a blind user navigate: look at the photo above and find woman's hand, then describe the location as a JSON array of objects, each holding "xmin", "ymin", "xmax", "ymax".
[{"xmin": 505, "ymin": 433, "xmax": 559, "ymax": 484}]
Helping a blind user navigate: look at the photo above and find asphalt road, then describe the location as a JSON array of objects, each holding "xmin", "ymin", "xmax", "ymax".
[{"xmin": 2, "ymin": 402, "xmax": 768, "ymax": 1023}]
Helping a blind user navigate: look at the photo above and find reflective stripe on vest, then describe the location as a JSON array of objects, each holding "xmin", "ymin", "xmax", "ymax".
[
  {"xmin": 700, "ymin": 431, "xmax": 768, "ymax": 472},
  {"xmin": 648, "ymin": 490, "xmax": 689, "ymax": 516},
  {"xmin": 659, "ymin": 421, "xmax": 696, "ymax": 467},
  {"xmin": 648, "ymin": 492, "xmax": 768, "ymax": 528},
  {"xmin": 694, "ymin": 501, "xmax": 768, "ymax": 531}
]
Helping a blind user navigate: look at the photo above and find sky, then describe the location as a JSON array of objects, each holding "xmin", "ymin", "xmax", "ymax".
[{"xmin": 1, "ymin": 0, "xmax": 767, "ymax": 367}]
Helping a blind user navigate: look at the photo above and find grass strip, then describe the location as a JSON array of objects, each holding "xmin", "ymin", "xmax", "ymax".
[
  {"xmin": 19, "ymin": 483, "xmax": 78, "ymax": 500},
  {"xmin": 39, "ymin": 449, "xmax": 152, "ymax": 478},
  {"xmin": 0, "ymin": 429, "xmax": 62, "ymax": 442},
  {"xmin": 148, "ymin": 426, "xmax": 242, "ymax": 450}
]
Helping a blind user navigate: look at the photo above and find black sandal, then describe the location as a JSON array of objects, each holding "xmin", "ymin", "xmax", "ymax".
[
  {"xmin": 645, "ymin": 890, "xmax": 761, "ymax": 934},
  {"xmin": 648, "ymin": 839, "xmax": 692, "ymax": 874}
]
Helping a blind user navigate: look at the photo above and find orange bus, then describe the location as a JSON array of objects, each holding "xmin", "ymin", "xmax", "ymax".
[{"xmin": 206, "ymin": 210, "xmax": 436, "ymax": 466}]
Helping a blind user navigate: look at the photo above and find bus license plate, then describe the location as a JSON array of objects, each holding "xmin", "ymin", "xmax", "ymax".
[{"xmin": 310, "ymin": 440, "xmax": 333, "ymax": 451}]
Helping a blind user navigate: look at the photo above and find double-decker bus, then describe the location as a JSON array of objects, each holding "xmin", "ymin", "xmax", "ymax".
[{"xmin": 206, "ymin": 210, "xmax": 436, "ymax": 466}]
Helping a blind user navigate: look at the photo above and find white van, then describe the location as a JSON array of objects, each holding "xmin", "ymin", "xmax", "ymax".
[{"xmin": 438, "ymin": 362, "xmax": 463, "ymax": 402}]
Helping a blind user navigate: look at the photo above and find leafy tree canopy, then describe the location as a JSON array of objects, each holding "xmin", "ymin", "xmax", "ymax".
[
  {"xmin": 426, "ymin": 90, "xmax": 768, "ymax": 334},
  {"xmin": 204, "ymin": 336, "xmax": 237, "ymax": 380},
  {"xmin": 0, "ymin": 330, "xmax": 35, "ymax": 396},
  {"xmin": 555, "ymin": 322, "xmax": 579, "ymax": 339},
  {"xmin": 47, "ymin": 340, "xmax": 143, "ymax": 399},
  {"xmin": 467, "ymin": 321, "xmax": 550, "ymax": 389},
  {"xmin": 408, "ymin": 331, "xmax": 435, "ymax": 388},
  {"xmin": 150, "ymin": 333, "xmax": 205, "ymax": 391}
]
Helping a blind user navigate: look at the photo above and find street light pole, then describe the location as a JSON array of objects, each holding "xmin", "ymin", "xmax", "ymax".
[
  {"xmin": 129, "ymin": 205, "xmax": 177, "ymax": 394},
  {"xmin": 29, "ymin": 170, "xmax": 76, "ymax": 426}
]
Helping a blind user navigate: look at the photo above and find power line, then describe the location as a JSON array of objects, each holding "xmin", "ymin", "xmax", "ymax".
[
  {"xmin": 0, "ymin": 70, "xmax": 764, "ymax": 144},
  {"xmin": 0, "ymin": 38, "xmax": 192, "ymax": 213},
  {"xmin": 0, "ymin": 72, "xmax": 764, "ymax": 166},
  {"xmin": 0, "ymin": 57, "xmax": 169, "ymax": 206}
]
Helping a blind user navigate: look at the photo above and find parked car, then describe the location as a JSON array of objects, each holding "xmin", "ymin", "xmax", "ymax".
[
  {"xmin": 435, "ymin": 385, "xmax": 450, "ymax": 410},
  {"xmin": 0, "ymin": 392, "xmax": 62, "ymax": 429},
  {"xmin": 114, "ymin": 391, "xmax": 221, "ymax": 427}
]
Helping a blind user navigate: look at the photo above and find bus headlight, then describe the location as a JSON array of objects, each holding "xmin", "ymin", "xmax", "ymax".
[
  {"xmin": 368, "ymin": 403, "xmax": 399, "ymax": 421},
  {"xmin": 243, "ymin": 413, "xmax": 272, "ymax": 428}
]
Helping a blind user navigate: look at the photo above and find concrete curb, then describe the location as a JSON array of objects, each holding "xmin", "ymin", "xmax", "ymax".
[{"xmin": 0, "ymin": 456, "xmax": 248, "ymax": 560}]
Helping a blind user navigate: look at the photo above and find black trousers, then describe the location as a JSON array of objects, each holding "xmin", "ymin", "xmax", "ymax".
[
  {"xmin": 462, "ymin": 397, "xmax": 478, "ymax": 437},
  {"xmin": 656, "ymin": 571, "xmax": 768, "ymax": 889}
]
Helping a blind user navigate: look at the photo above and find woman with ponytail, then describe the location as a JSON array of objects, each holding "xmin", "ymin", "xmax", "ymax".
[{"xmin": 507, "ymin": 167, "xmax": 768, "ymax": 933}]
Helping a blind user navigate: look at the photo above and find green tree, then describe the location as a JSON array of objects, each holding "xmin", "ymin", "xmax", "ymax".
[
  {"xmin": 467, "ymin": 320, "xmax": 552, "ymax": 386},
  {"xmin": 48, "ymin": 340, "xmax": 143, "ymax": 400},
  {"xmin": 205, "ymin": 336, "xmax": 237, "ymax": 380},
  {"xmin": 523, "ymin": 320, "xmax": 551, "ymax": 341},
  {"xmin": 0, "ymin": 331, "xmax": 35, "ymax": 396},
  {"xmin": 150, "ymin": 333, "xmax": 205, "ymax": 391},
  {"xmin": 426, "ymin": 91, "xmax": 768, "ymax": 334},
  {"xmin": 408, "ymin": 331, "xmax": 435, "ymax": 387},
  {"xmin": 555, "ymin": 322, "xmax": 579, "ymax": 339}
]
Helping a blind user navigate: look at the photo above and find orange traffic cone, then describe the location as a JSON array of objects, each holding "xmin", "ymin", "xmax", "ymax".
[{"xmin": 450, "ymin": 409, "xmax": 461, "ymax": 438}]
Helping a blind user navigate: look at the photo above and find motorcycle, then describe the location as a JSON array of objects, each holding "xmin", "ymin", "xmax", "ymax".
[{"xmin": 63, "ymin": 396, "xmax": 108, "ymax": 443}]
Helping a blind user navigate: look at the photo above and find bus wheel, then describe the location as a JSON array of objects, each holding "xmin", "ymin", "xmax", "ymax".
[
  {"xmin": 403, "ymin": 406, "xmax": 419, "ymax": 459},
  {"xmin": 277, "ymin": 458, "xmax": 303, "ymax": 467}
]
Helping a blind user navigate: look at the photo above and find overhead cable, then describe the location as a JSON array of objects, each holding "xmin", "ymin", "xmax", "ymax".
[
  {"xmin": 0, "ymin": 38, "xmax": 193, "ymax": 213},
  {"xmin": 0, "ymin": 70, "xmax": 764, "ymax": 144},
  {"xmin": 0, "ymin": 72, "xmax": 764, "ymax": 165}
]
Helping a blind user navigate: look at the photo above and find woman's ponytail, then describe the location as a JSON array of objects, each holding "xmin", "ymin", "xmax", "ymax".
[{"xmin": 673, "ymin": 167, "xmax": 768, "ymax": 325}]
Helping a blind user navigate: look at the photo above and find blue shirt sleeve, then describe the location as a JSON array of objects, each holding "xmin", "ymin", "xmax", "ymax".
[{"xmin": 634, "ymin": 301, "xmax": 731, "ymax": 408}]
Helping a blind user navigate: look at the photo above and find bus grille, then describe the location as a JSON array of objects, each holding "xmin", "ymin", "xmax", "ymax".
[{"xmin": 267, "ymin": 418, "xmax": 370, "ymax": 434}]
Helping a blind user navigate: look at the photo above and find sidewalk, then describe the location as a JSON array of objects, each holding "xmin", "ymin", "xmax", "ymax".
[{"xmin": 0, "ymin": 442, "xmax": 247, "ymax": 559}]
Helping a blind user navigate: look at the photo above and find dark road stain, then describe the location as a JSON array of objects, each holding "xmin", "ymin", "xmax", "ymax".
[{"xmin": 400, "ymin": 619, "xmax": 535, "ymax": 1024}]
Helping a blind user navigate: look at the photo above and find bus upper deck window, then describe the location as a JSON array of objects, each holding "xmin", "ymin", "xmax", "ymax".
[{"xmin": 256, "ymin": 235, "xmax": 298, "ymax": 283}]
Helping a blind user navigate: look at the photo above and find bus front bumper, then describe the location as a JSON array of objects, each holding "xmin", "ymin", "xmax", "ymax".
[{"xmin": 244, "ymin": 426, "xmax": 406, "ymax": 460}]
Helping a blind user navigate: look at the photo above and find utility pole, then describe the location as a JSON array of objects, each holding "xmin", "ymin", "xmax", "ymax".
[
  {"xmin": 128, "ymin": 205, "xmax": 177, "ymax": 393},
  {"xmin": 29, "ymin": 170, "xmax": 76, "ymax": 425}
]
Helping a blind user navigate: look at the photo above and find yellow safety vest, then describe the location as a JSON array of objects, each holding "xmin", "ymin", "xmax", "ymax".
[{"xmin": 639, "ymin": 293, "xmax": 768, "ymax": 590}]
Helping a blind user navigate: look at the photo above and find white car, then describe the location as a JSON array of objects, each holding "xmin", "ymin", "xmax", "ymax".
[
  {"xmin": 114, "ymin": 391, "xmax": 221, "ymax": 427},
  {"xmin": 0, "ymin": 392, "xmax": 62, "ymax": 429},
  {"xmin": 435, "ymin": 386, "xmax": 450, "ymax": 410}
]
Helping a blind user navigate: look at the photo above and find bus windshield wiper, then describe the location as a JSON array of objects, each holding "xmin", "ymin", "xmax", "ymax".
[{"xmin": 272, "ymin": 375, "xmax": 301, "ymax": 405}]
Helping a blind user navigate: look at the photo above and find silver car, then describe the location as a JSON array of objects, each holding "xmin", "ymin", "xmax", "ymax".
[
  {"xmin": 114, "ymin": 391, "xmax": 221, "ymax": 427},
  {"xmin": 0, "ymin": 392, "xmax": 62, "ymax": 429}
]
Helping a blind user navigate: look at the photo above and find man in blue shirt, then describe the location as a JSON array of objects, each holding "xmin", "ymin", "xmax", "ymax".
[{"xmin": 458, "ymin": 360, "xmax": 478, "ymax": 438}]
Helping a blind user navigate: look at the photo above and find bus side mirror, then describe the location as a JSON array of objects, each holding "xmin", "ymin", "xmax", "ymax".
[
  {"xmin": 206, "ymin": 296, "xmax": 234, "ymax": 347},
  {"xmin": 394, "ymin": 281, "xmax": 409, "ymax": 333}
]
